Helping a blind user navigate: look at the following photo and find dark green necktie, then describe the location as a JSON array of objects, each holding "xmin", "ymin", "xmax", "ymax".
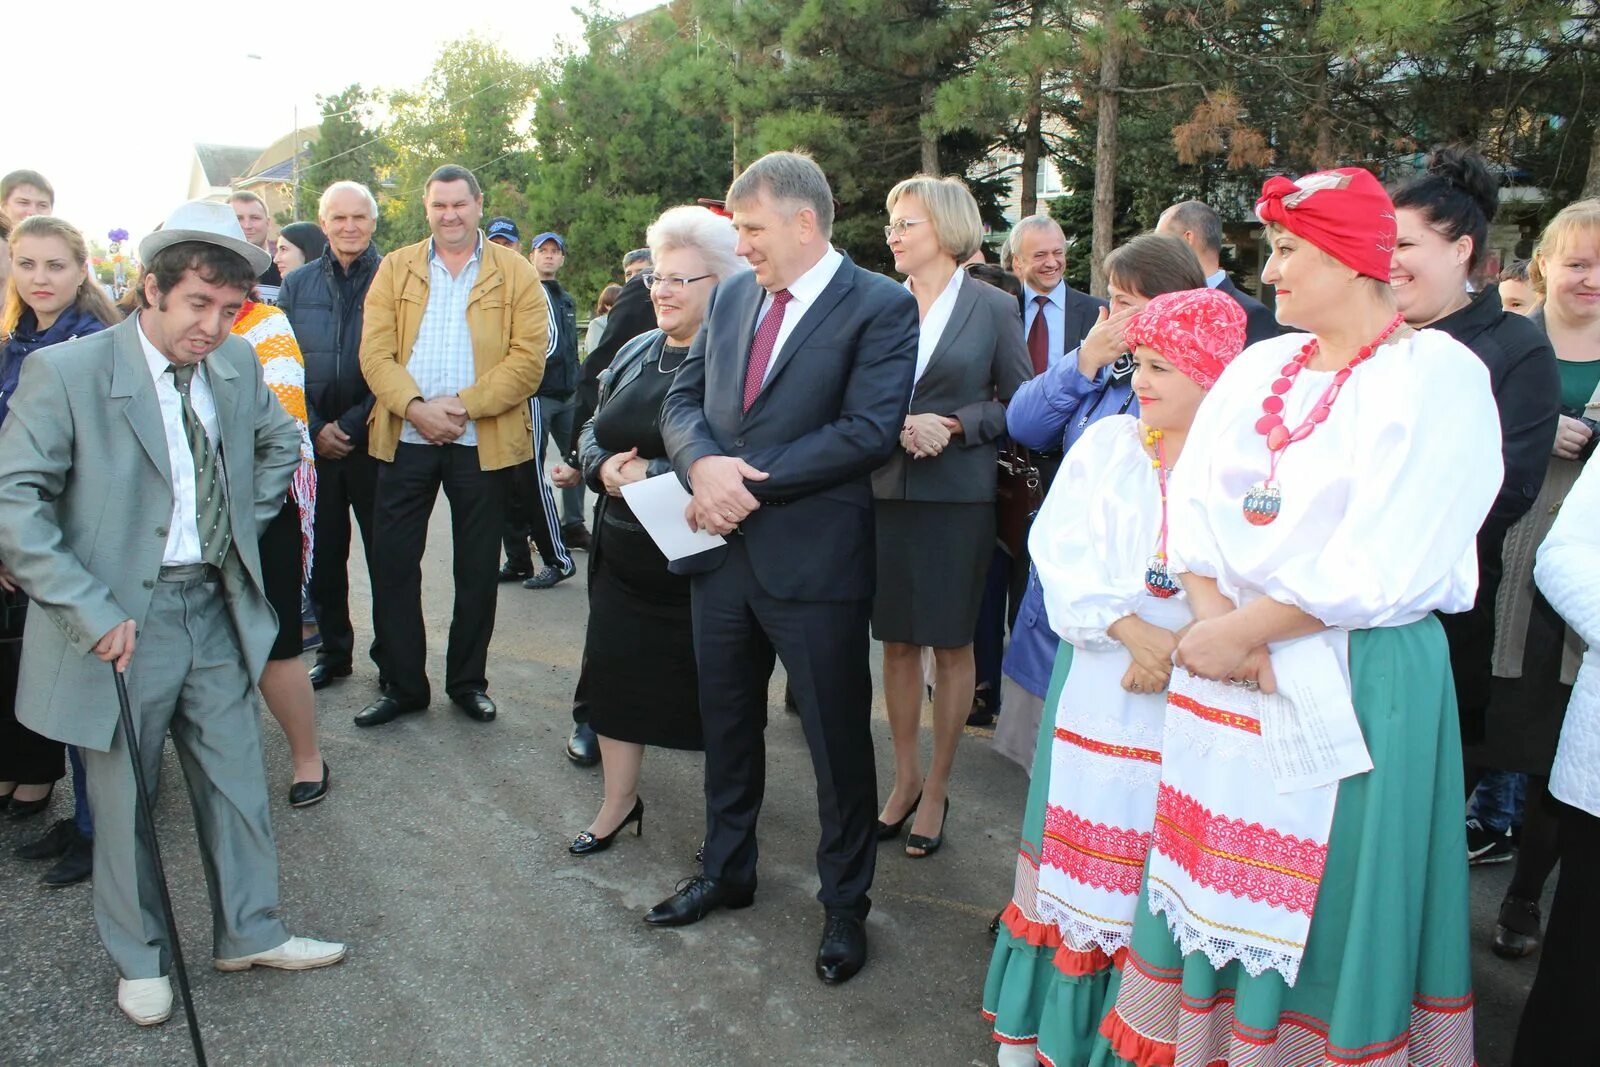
[{"xmin": 168, "ymin": 364, "xmax": 231, "ymax": 567}]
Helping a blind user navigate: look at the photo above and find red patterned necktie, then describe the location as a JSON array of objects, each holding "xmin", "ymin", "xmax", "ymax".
[
  {"xmin": 743, "ymin": 288, "xmax": 794, "ymax": 412},
  {"xmin": 1027, "ymin": 293, "xmax": 1050, "ymax": 376}
]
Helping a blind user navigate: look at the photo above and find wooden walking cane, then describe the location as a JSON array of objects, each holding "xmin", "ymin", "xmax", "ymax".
[{"xmin": 113, "ymin": 667, "xmax": 208, "ymax": 1066}]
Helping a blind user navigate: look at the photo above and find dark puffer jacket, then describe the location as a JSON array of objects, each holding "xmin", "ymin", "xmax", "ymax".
[{"xmin": 279, "ymin": 243, "xmax": 382, "ymax": 445}]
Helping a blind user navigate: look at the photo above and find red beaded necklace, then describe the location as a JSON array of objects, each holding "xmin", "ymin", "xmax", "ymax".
[{"xmin": 1242, "ymin": 313, "xmax": 1405, "ymax": 526}]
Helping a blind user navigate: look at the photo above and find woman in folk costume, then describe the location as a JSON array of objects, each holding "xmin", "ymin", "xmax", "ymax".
[
  {"xmin": 982, "ymin": 288, "xmax": 1248, "ymax": 1067},
  {"xmin": 232, "ymin": 297, "xmax": 327, "ymax": 807},
  {"xmin": 1099, "ymin": 170, "xmax": 1499, "ymax": 1066}
]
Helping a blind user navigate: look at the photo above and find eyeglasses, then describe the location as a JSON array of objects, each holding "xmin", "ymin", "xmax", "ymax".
[
  {"xmin": 883, "ymin": 218, "xmax": 929, "ymax": 240},
  {"xmin": 643, "ymin": 272, "xmax": 715, "ymax": 294}
]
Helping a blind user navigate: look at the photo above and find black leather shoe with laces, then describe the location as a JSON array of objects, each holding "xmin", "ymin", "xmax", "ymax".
[
  {"xmin": 815, "ymin": 911, "xmax": 867, "ymax": 985},
  {"xmin": 643, "ymin": 874, "xmax": 755, "ymax": 927}
]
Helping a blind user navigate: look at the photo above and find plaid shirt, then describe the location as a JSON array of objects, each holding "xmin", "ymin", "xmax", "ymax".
[{"xmin": 401, "ymin": 234, "xmax": 483, "ymax": 446}]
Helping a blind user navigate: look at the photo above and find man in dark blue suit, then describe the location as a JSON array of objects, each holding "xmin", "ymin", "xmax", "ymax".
[
  {"xmin": 652, "ymin": 152, "xmax": 919, "ymax": 986},
  {"xmin": 1157, "ymin": 199, "xmax": 1282, "ymax": 347}
]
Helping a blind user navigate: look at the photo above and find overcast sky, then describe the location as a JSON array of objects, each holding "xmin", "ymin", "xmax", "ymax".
[{"xmin": 10, "ymin": 0, "xmax": 657, "ymax": 249}]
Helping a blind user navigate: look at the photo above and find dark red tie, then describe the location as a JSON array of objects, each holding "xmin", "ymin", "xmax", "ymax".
[
  {"xmin": 1027, "ymin": 293, "xmax": 1050, "ymax": 376},
  {"xmin": 743, "ymin": 289, "xmax": 793, "ymax": 412}
]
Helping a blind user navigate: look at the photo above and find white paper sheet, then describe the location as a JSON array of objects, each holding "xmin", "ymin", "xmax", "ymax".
[
  {"xmin": 620, "ymin": 473, "xmax": 727, "ymax": 561},
  {"xmin": 1261, "ymin": 631, "xmax": 1373, "ymax": 793}
]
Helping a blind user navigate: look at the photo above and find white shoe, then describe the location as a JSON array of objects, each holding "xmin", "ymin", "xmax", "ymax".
[
  {"xmin": 214, "ymin": 935, "xmax": 347, "ymax": 972},
  {"xmin": 117, "ymin": 976, "xmax": 173, "ymax": 1026}
]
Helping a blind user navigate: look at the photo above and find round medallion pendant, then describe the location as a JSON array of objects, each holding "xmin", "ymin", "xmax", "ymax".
[{"xmin": 1242, "ymin": 483, "xmax": 1281, "ymax": 526}]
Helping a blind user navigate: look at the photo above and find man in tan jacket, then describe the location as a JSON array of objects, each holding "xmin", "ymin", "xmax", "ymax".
[{"xmin": 356, "ymin": 163, "xmax": 548, "ymax": 727}]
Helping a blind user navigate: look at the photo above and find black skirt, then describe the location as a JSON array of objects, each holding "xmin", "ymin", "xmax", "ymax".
[
  {"xmin": 871, "ymin": 499, "xmax": 994, "ymax": 648},
  {"xmin": 1475, "ymin": 589, "xmax": 1572, "ymax": 776},
  {"xmin": 580, "ymin": 498, "xmax": 703, "ymax": 750},
  {"xmin": 259, "ymin": 497, "xmax": 304, "ymax": 661}
]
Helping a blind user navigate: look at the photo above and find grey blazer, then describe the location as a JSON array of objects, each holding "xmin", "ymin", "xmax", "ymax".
[
  {"xmin": 0, "ymin": 316, "xmax": 301, "ymax": 750},
  {"xmin": 872, "ymin": 275, "xmax": 1033, "ymax": 503}
]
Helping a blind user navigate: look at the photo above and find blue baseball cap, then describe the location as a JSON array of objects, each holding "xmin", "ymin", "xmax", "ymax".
[
  {"xmin": 486, "ymin": 218, "xmax": 521, "ymax": 243},
  {"xmin": 532, "ymin": 232, "xmax": 566, "ymax": 252}
]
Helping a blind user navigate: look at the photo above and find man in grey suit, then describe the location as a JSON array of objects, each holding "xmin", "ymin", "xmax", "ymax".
[
  {"xmin": 1157, "ymin": 199, "xmax": 1282, "ymax": 346},
  {"xmin": 0, "ymin": 201, "xmax": 345, "ymax": 1027}
]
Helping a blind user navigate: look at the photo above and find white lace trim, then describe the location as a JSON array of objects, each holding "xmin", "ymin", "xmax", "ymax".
[
  {"xmin": 1162, "ymin": 693, "xmax": 1272, "ymax": 772},
  {"xmin": 1146, "ymin": 881, "xmax": 1303, "ymax": 986},
  {"xmin": 1034, "ymin": 894, "xmax": 1134, "ymax": 959},
  {"xmin": 1049, "ymin": 741, "xmax": 1163, "ymax": 789}
]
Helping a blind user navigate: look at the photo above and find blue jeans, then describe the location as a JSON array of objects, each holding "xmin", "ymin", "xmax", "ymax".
[
  {"xmin": 68, "ymin": 745, "xmax": 93, "ymax": 838},
  {"xmin": 1469, "ymin": 769, "xmax": 1525, "ymax": 833}
]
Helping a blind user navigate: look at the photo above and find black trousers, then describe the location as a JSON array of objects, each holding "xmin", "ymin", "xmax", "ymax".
[
  {"xmin": 308, "ymin": 450, "xmax": 381, "ymax": 670},
  {"xmin": 0, "ymin": 626, "xmax": 63, "ymax": 786},
  {"xmin": 501, "ymin": 457, "xmax": 570, "ymax": 572},
  {"xmin": 371, "ymin": 443, "xmax": 506, "ymax": 706},
  {"xmin": 691, "ymin": 537, "xmax": 877, "ymax": 915},
  {"xmin": 1511, "ymin": 796, "xmax": 1599, "ymax": 1065}
]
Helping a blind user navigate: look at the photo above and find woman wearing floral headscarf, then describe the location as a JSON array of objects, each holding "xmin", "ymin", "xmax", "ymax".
[
  {"xmin": 1094, "ymin": 169, "xmax": 1499, "ymax": 1067},
  {"xmin": 982, "ymin": 289, "xmax": 1247, "ymax": 1067}
]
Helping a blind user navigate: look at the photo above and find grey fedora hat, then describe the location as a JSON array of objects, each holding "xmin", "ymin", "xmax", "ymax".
[{"xmin": 139, "ymin": 199, "xmax": 272, "ymax": 276}]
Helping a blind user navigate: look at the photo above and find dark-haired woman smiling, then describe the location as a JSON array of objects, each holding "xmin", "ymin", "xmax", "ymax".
[{"xmin": 1389, "ymin": 148, "xmax": 1560, "ymax": 769}]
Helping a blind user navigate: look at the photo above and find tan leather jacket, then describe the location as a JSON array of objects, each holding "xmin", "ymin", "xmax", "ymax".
[{"xmin": 359, "ymin": 235, "xmax": 548, "ymax": 470}]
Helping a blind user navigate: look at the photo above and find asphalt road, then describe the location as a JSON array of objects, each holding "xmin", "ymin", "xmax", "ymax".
[{"xmin": 0, "ymin": 500, "xmax": 1548, "ymax": 1065}]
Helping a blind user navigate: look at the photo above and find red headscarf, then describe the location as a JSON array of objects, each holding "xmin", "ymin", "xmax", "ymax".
[
  {"xmin": 1254, "ymin": 168, "xmax": 1396, "ymax": 282},
  {"xmin": 1123, "ymin": 288, "xmax": 1248, "ymax": 390}
]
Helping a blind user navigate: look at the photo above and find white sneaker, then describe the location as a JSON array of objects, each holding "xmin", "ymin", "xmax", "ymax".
[
  {"xmin": 117, "ymin": 976, "xmax": 173, "ymax": 1026},
  {"xmin": 214, "ymin": 935, "xmax": 347, "ymax": 972}
]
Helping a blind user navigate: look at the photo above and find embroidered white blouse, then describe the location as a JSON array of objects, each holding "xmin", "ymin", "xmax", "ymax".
[
  {"xmin": 1031, "ymin": 414, "xmax": 1172, "ymax": 651},
  {"xmin": 1167, "ymin": 330, "xmax": 1503, "ymax": 629},
  {"xmin": 1536, "ymin": 457, "xmax": 1600, "ymax": 818}
]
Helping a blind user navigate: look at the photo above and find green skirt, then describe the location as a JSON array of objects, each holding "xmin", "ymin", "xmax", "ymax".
[
  {"xmin": 1100, "ymin": 618, "xmax": 1476, "ymax": 1066},
  {"xmin": 983, "ymin": 644, "xmax": 1127, "ymax": 1066}
]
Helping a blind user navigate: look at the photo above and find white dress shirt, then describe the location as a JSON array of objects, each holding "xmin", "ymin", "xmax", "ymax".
[
  {"xmin": 136, "ymin": 315, "xmax": 221, "ymax": 566},
  {"xmin": 755, "ymin": 246, "xmax": 845, "ymax": 388},
  {"xmin": 907, "ymin": 266, "xmax": 964, "ymax": 387},
  {"xmin": 402, "ymin": 235, "xmax": 483, "ymax": 447}
]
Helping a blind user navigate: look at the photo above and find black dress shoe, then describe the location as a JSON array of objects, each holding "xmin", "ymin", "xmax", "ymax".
[
  {"xmin": 644, "ymin": 874, "xmax": 755, "ymax": 927},
  {"xmin": 906, "ymin": 797, "xmax": 950, "ymax": 858},
  {"xmin": 16, "ymin": 818, "xmax": 79, "ymax": 859},
  {"xmin": 875, "ymin": 792, "xmax": 921, "ymax": 841},
  {"xmin": 42, "ymin": 835, "xmax": 93, "ymax": 887},
  {"xmin": 289, "ymin": 763, "xmax": 331, "ymax": 808},
  {"xmin": 451, "ymin": 691, "xmax": 497, "ymax": 722},
  {"xmin": 308, "ymin": 661, "xmax": 352, "ymax": 690},
  {"xmin": 816, "ymin": 911, "xmax": 868, "ymax": 985},
  {"xmin": 7, "ymin": 785, "xmax": 53, "ymax": 819},
  {"xmin": 353, "ymin": 695, "xmax": 427, "ymax": 728},
  {"xmin": 566, "ymin": 723, "xmax": 600, "ymax": 766},
  {"xmin": 498, "ymin": 563, "xmax": 533, "ymax": 583},
  {"xmin": 569, "ymin": 797, "xmax": 644, "ymax": 855}
]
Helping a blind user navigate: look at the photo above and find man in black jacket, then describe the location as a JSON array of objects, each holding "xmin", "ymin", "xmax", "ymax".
[
  {"xmin": 530, "ymin": 232, "xmax": 588, "ymax": 553},
  {"xmin": 1157, "ymin": 200, "xmax": 1281, "ymax": 347},
  {"xmin": 279, "ymin": 181, "xmax": 383, "ymax": 690}
]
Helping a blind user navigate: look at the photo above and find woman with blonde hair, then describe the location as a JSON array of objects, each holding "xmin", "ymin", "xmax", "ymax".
[
  {"xmin": 1, "ymin": 215, "xmax": 120, "ymax": 884},
  {"xmin": 873, "ymin": 173, "xmax": 1032, "ymax": 858},
  {"xmin": 1478, "ymin": 197, "xmax": 1600, "ymax": 961}
]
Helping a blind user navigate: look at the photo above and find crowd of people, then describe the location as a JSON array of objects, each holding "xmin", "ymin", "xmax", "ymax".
[{"xmin": 0, "ymin": 144, "xmax": 1595, "ymax": 1066}]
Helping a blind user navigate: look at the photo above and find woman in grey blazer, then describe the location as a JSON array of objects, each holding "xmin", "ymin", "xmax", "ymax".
[{"xmin": 873, "ymin": 176, "xmax": 1032, "ymax": 857}]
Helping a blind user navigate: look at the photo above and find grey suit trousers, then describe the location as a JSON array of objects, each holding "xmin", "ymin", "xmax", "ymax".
[{"xmin": 83, "ymin": 571, "xmax": 288, "ymax": 979}]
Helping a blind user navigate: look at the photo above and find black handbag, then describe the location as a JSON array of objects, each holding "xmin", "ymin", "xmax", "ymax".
[{"xmin": 995, "ymin": 442, "xmax": 1043, "ymax": 559}]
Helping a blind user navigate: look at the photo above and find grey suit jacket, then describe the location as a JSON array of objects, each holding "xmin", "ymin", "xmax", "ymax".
[
  {"xmin": 872, "ymin": 275, "xmax": 1033, "ymax": 503},
  {"xmin": 0, "ymin": 315, "xmax": 300, "ymax": 750}
]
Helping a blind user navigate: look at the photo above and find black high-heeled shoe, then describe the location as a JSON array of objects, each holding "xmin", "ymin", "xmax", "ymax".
[
  {"xmin": 875, "ymin": 792, "xmax": 921, "ymax": 841},
  {"xmin": 906, "ymin": 797, "xmax": 949, "ymax": 858},
  {"xmin": 569, "ymin": 797, "xmax": 645, "ymax": 855},
  {"xmin": 7, "ymin": 784, "xmax": 53, "ymax": 820}
]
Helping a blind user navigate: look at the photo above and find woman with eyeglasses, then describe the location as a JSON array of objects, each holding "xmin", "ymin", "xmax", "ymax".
[
  {"xmin": 873, "ymin": 175, "xmax": 1032, "ymax": 859},
  {"xmin": 566, "ymin": 206, "xmax": 747, "ymax": 856}
]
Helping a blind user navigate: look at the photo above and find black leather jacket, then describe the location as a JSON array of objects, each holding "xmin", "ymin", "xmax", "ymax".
[{"xmin": 279, "ymin": 244, "xmax": 381, "ymax": 446}]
